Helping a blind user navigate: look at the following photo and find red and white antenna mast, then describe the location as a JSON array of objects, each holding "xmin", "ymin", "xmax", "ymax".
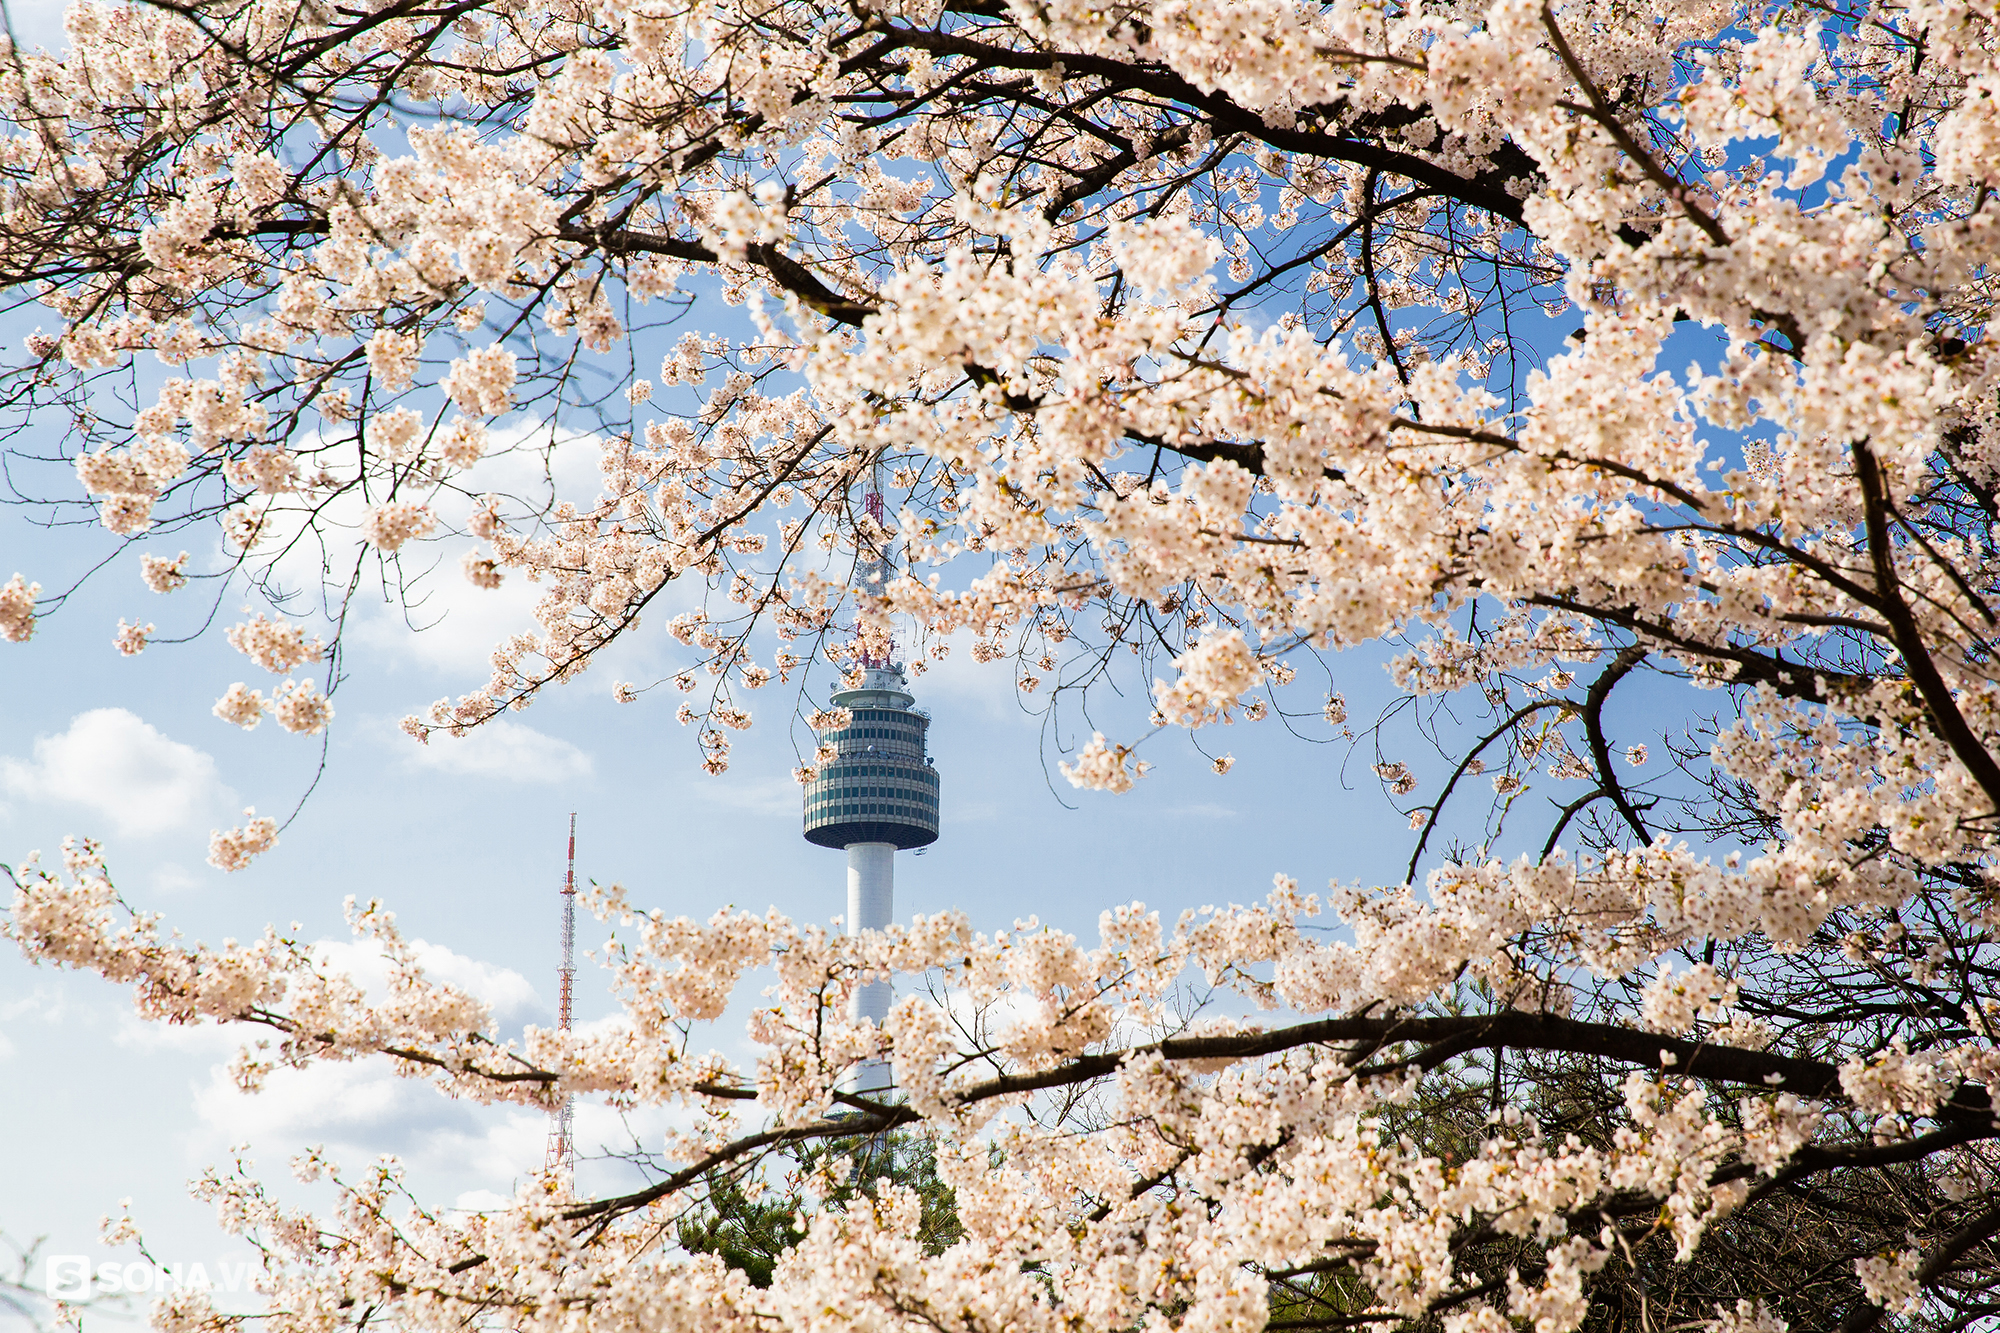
[
  {"xmin": 856, "ymin": 472, "xmax": 894, "ymax": 670},
  {"xmin": 544, "ymin": 813, "xmax": 577, "ymax": 1176}
]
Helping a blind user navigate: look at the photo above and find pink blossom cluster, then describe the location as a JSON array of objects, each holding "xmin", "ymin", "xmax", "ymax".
[
  {"xmin": 225, "ymin": 615, "xmax": 324, "ymax": 673},
  {"xmin": 13, "ymin": 846, "xmax": 1985, "ymax": 1328},
  {"xmin": 140, "ymin": 552, "xmax": 189, "ymax": 593},
  {"xmin": 207, "ymin": 811, "xmax": 279, "ymax": 872},
  {"xmin": 113, "ymin": 619, "xmax": 152, "ymax": 655},
  {"xmin": 0, "ymin": 574, "xmax": 37, "ymax": 642},
  {"xmin": 269, "ymin": 679, "xmax": 334, "ymax": 735},
  {"xmin": 209, "ymin": 676, "xmax": 333, "ymax": 734},
  {"xmin": 361, "ymin": 502, "xmax": 437, "ymax": 553},
  {"xmin": 211, "ymin": 683, "xmax": 267, "ymax": 729}
]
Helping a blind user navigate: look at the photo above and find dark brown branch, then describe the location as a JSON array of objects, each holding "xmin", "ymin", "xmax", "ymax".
[
  {"xmin": 1853, "ymin": 440, "xmax": 2000, "ymax": 812},
  {"xmin": 1837, "ymin": 1199, "xmax": 2000, "ymax": 1333},
  {"xmin": 560, "ymin": 1008, "xmax": 1980, "ymax": 1230},
  {"xmin": 1578, "ymin": 644, "xmax": 1651, "ymax": 843},
  {"xmin": 879, "ymin": 27, "xmax": 1534, "ymax": 227}
]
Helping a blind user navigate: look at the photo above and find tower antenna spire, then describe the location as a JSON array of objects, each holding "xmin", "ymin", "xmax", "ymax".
[
  {"xmin": 856, "ymin": 459, "xmax": 894, "ymax": 671},
  {"xmin": 545, "ymin": 813, "xmax": 577, "ymax": 1176}
]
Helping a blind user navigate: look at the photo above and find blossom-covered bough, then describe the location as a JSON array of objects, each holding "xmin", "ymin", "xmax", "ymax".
[{"xmin": 5, "ymin": 0, "xmax": 2000, "ymax": 1323}]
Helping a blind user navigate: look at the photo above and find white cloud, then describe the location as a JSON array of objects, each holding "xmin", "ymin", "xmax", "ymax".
[
  {"xmin": 452, "ymin": 1189, "xmax": 517, "ymax": 1214},
  {"xmin": 347, "ymin": 563, "xmax": 546, "ymax": 677},
  {"xmin": 112, "ymin": 1009, "xmax": 242, "ymax": 1056},
  {"xmin": 334, "ymin": 420, "xmax": 619, "ymax": 678},
  {"xmin": 0, "ymin": 992, "xmax": 54, "ymax": 1056},
  {"xmin": 150, "ymin": 863, "xmax": 201, "ymax": 893},
  {"xmin": 897, "ymin": 628, "xmax": 1038, "ymax": 720},
  {"xmin": 413, "ymin": 1111, "xmax": 549, "ymax": 1180},
  {"xmin": 402, "ymin": 719, "xmax": 592, "ymax": 783},
  {"xmin": 314, "ymin": 937, "xmax": 543, "ymax": 1023},
  {"xmin": 693, "ymin": 772, "xmax": 810, "ymax": 818},
  {"xmin": 190, "ymin": 1055, "xmax": 543, "ymax": 1177},
  {"xmin": 183, "ymin": 1046, "xmax": 564, "ymax": 1187},
  {"xmin": 111, "ymin": 937, "xmax": 540, "ymax": 1066},
  {"xmin": 0, "ymin": 987, "xmax": 74, "ymax": 1061},
  {"xmin": 173, "ymin": 936, "xmax": 549, "ymax": 1179},
  {"xmin": 0, "ymin": 709, "xmax": 230, "ymax": 837},
  {"xmin": 232, "ymin": 418, "xmax": 607, "ymax": 680}
]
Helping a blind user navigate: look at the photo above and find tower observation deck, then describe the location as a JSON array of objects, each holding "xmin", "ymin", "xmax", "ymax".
[
  {"xmin": 803, "ymin": 663, "xmax": 939, "ymax": 1096},
  {"xmin": 802, "ymin": 666, "xmax": 940, "ymax": 851}
]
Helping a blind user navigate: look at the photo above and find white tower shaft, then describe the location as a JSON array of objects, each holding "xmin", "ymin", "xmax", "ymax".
[{"xmin": 846, "ymin": 840, "xmax": 895, "ymax": 1094}]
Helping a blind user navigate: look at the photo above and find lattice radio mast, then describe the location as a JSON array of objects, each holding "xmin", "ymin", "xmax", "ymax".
[{"xmin": 544, "ymin": 813, "xmax": 577, "ymax": 1175}]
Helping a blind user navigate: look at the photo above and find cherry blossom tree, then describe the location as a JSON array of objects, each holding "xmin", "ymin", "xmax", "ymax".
[{"xmin": 4, "ymin": 0, "xmax": 2000, "ymax": 1325}]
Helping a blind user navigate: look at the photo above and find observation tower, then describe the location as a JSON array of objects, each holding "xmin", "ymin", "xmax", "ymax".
[{"xmin": 802, "ymin": 495, "xmax": 940, "ymax": 1095}]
